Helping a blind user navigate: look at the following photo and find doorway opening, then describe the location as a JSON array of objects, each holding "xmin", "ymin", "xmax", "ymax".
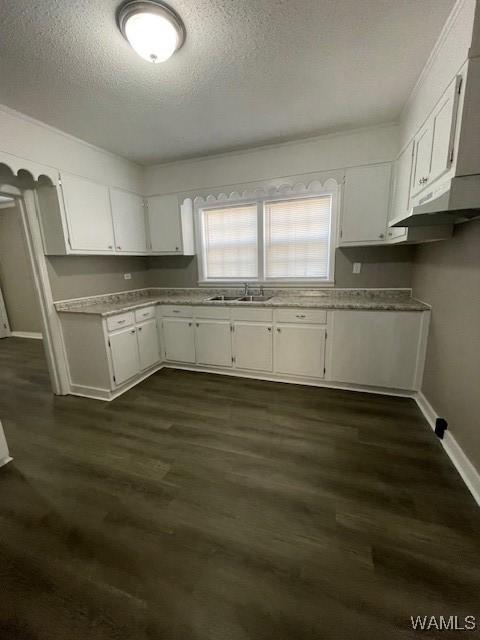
[
  {"xmin": 0, "ymin": 163, "xmax": 69, "ymax": 396},
  {"xmin": 0, "ymin": 194, "xmax": 43, "ymax": 340}
]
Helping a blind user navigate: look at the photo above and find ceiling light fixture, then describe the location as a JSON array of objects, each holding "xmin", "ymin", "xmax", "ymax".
[{"xmin": 117, "ymin": 0, "xmax": 185, "ymax": 63}]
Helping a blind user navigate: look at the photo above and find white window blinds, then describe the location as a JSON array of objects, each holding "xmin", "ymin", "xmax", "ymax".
[
  {"xmin": 264, "ymin": 196, "xmax": 332, "ymax": 279},
  {"xmin": 202, "ymin": 204, "xmax": 258, "ymax": 279}
]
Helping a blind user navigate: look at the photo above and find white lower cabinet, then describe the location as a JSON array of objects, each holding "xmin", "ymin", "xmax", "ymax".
[
  {"xmin": 137, "ymin": 319, "xmax": 160, "ymax": 371},
  {"xmin": 60, "ymin": 303, "xmax": 430, "ymax": 401},
  {"xmin": 163, "ymin": 318, "xmax": 196, "ymax": 363},
  {"xmin": 195, "ymin": 320, "xmax": 233, "ymax": 367},
  {"xmin": 329, "ymin": 310, "xmax": 426, "ymax": 390},
  {"xmin": 274, "ymin": 324, "xmax": 326, "ymax": 378},
  {"xmin": 233, "ymin": 322, "xmax": 273, "ymax": 372},
  {"xmin": 109, "ymin": 326, "xmax": 141, "ymax": 386}
]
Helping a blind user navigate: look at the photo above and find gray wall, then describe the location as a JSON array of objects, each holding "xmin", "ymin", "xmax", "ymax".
[
  {"xmin": 412, "ymin": 218, "xmax": 480, "ymax": 473},
  {"xmin": 147, "ymin": 246, "xmax": 415, "ymax": 289},
  {"xmin": 47, "ymin": 256, "xmax": 149, "ymax": 301},
  {"xmin": 0, "ymin": 204, "xmax": 43, "ymax": 333}
]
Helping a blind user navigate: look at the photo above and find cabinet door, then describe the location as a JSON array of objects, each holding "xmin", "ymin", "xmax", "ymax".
[
  {"xmin": 329, "ymin": 311, "xmax": 424, "ymax": 390},
  {"xmin": 137, "ymin": 319, "xmax": 160, "ymax": 370},
  {"xmin": 195, "ymin": 320, "xmax": 232, "ymax": 367},
  {"xmin": 109, "ymin": 327, "xmax": 140, "ymax": 386},
  {"xmin": 340, "ymin": 164, "xmax": 391, "ymax": 244},
  {"xmin": 163, "ymin": 318, "xmax": 195, "ymax": 363},
  {"xmin": 274, "ymin": 324, "xmax": 326, "ymax": 378},
  {"xmin": 388, "ymin": 141, "xmax": 414, "ymax": 240},
  {"xmin": 233, "ymin": 322, "xmax": 273, "ymax": 372},
  {"xmin": 411, "ymin": 123, "xmax": 433, "ymax": 197},
  {"xmin": 110, "ymin": 189, "xmax": 148, "ymax": 253},
  {"xmin": 429, "ymin": 77, "xmax": 461, "ymax": 185},
  {"xmin": 147, "ymin": 194, "xmax": 182, "ymax": 253},
  {"xmin": 61, "ymin": 173, "xmax": 115, "ymax": 252}
]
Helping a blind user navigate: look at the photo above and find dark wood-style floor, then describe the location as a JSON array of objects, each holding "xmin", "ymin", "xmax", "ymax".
[{"xmin": 0, "ymin": 337, "xmax": 479, "ymax": 640}]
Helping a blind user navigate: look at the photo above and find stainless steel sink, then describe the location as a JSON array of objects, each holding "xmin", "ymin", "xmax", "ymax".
[
  {"xmin": 206, "ymin": 295, "xmax": 241, "ymax": 301},
  {"xmin": 237, "ymin": 295, "xmax": 272, "ymax": 302}
]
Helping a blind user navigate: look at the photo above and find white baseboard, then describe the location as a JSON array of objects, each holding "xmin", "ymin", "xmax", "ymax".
[
  {"xmin": 10, "ymin": 331, "xmax": 43, "ymax": 340},
  {"xmin": 162, "ymin": 363, "xmax": 413, "ymax": 397},
  {"xmin": 69, "ymin": 364, "xmax": 164, "ymax": 402},
  {"xmin": 415, "ymin": 391, "xmax": 480, "ymax": 506}
]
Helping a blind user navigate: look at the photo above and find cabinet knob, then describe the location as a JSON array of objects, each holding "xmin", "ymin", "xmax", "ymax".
[
  {"xmin": 277, "ymin": 328, "xmax": 281, "ymax": 333},
  {"xmin": 267, "ymin": 327, "xmax": 272, "ymax": 332},
  {"xmin": 378, "ymin": 233, "xmax": 385, "ymax": 239},
  {"xmin": 130, "ymin": 329, "xmax": 135, "ymax": 334},
  {"xmin": 117, "ymin": 246, "xmax": 121, "ymax": 250},
  {"xmin": 388, "ymin": 231, "xmax": 392, "ymax": 237},
  {"xmin": 108, "ymin": 245, "xmax": 113, "ymax": 249},
  {"xmin": 138, "ymin": 327, "xmax": 142, "ymax": 331},
  {"xmin": 196, "ymin": 323, "xmax": 199, "ymax": 327},
  {"xmin": 188, "ymin": 322, "xmax": 192, "ymax": 327},
  {"xmin": 175, "ymin": 246, "xmax": 180, "ymax": 251}
]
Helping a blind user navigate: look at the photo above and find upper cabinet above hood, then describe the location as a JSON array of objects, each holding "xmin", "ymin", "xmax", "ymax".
[{"xmin": 390, "ymin": 55, "xmax": 480, "ymax": 229}]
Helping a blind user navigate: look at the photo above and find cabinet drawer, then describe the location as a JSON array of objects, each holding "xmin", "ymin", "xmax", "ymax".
[
  {"xmin": 274, "ymin": 308, "xmax": 327, "ymax": 324},
  {"xmin": 135, "ymin": 306, "xmax": 156, "ymax": 322},
  {"xmin": 161, "ymin": 305, "xmax": 193, "ymax": 318},
  {"xmin": 107, "ymin": 311, "xmax": 135, "ymax": 332},
  {"xmin": 231, "ymin": 307, "xmax": 272, "ymax": 322},
  {"xmin": 194, "ymin": 306, "xmax": 231, "ymax": 320}
]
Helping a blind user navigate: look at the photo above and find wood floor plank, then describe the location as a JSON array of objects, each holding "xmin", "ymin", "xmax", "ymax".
[{"xmin": 1, "ymin": 337, "xmax": 479, "ymax": 640}]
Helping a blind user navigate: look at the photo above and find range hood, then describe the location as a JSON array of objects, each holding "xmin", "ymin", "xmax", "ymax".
[{"xmin": 391, "ymin": 175, "xmax": 480, "ymax": 227}]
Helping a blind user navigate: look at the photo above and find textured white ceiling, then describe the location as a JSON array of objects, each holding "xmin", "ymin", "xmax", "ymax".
[{"xmin": 0, "ymin": 0, "xmax": 454, "ymax": 165}]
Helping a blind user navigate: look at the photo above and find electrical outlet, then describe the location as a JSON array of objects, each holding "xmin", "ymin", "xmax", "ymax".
[
  {"xmin": 353, "ymin": 262, "xmax": 362, "ymax": 274},
  {"xmin": 124, "ymin": 273, "xmax": 132, "ymax": 280}
]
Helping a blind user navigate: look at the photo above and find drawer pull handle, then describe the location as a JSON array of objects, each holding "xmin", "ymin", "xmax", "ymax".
[
  {"xmin": 117, "ymin": 319, "xmax": 126, "ymax": 324},
  {"xmin": 172, "ymin": 310, "xmax": 180, "ymax": 313},
  {"xmin": 296, "ymin": 314, "xmax": 306, "ymax": 319}
]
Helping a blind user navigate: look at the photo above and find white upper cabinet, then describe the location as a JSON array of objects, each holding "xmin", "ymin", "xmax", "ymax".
[
  {"xmin": 388, "ymin": 141, "xmax": 414, "ymax": 241},
  {"xmin": 410, "ymin": 76, "xmax": 461, "ymax": 198},
  {"xmin": 147, "ymin": 195, "xmax": 195, "ymax": 255},
  {"xmin": 110, "ymin": 188, "xmax": 148, "ymax": 253},
  {"xmin": 60, "ymin": 173, "xmax": 115, "ymax": 252},
  {"xmin": 429, "ymin": 76, "xmax": 461, "ymax": 185},
  {"xmin": 410, "ymin": 123, "xmax": 433, "ymax": 198},
  {"xmin": 339, "ymin": 163, "xmax": 392, "ymax": 246}
]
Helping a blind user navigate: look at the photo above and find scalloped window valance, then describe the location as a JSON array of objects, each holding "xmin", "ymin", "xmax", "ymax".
[{"xmin": 191, "ymin": 178, "xmax": 339, "ymax": 286}]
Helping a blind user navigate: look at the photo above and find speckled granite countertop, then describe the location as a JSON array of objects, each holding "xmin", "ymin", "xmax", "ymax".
[{"xmin": 55, "ymin": 288, "xmax": 430, "ymax": 316}]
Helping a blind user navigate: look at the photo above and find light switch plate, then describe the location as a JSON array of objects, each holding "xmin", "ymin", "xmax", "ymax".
[
  {"xmin": 124, "ymin": 273, "xmax": 132, "ymax": 280},
  {"xmin": 353, "ymin": 262, "xmax": 362, "ymax": 274}
]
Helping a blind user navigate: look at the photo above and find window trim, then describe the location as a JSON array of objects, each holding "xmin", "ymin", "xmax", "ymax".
[{"xmin": 195, "ymin": 188, "xmax": 338, "ymax": 287}]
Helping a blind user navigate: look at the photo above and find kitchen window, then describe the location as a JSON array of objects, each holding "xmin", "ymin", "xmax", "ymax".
[{"xmin": 197, "ymin": 191, "xmax": 336, "ymax": 284}]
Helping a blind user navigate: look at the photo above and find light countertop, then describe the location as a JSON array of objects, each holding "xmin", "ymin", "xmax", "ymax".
[{"xmin": 55, "ymin": 288, "xmax": 430, "ymax": 317}]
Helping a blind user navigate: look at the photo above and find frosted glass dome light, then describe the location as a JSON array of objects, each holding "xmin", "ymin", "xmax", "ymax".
[{"xmin": 117, "ymin": 0, "xmax": 185, "ymax": 63}]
